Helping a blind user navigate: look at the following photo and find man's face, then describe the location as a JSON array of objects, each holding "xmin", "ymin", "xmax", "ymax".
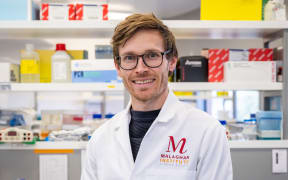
[{"xmin": 115, "ymin": 30, "xmax": 177, "ymax": 103}]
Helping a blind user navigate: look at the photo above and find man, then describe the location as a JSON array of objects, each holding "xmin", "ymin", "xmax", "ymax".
[{"xmin": 82, "ymin": 13, "xmax": 233, "ymax": 180}]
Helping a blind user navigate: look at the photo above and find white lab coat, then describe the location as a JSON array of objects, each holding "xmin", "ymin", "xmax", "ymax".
[{"xmin": 81, "ymin": 91, "xmax": 233, "ymax": 180}]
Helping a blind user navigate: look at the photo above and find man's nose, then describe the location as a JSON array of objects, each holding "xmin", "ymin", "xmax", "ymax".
[{"xmin": 135, "ymin": 56, "xmax": 148, "ymax": 73}]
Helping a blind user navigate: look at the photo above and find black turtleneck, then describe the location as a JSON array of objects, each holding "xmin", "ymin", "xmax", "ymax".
[{"xmin": 129, "ymin": 108, "xmax": 161, "ymax": 161}]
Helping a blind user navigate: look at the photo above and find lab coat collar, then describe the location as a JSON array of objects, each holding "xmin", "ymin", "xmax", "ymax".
[
  {"xmin": 155, "ymin": 90, "xmax": 178, "ymax": 123},
  {"xmin": 113, "ymin": 89, "xmax": 178, "ymax": 130}
]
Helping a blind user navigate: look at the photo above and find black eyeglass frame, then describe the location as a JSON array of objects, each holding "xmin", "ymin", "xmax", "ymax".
[{"xmin": 116, "ymin": 49, "xmax": 172, "ymax": 70}]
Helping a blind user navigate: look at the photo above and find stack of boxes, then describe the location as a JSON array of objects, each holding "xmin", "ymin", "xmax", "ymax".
[
  {"xmin": 176, "ymin": 48, "xmax": 279, "ymax": 83},
  {"xmin": 208, "ymin": 49, "xmax": 229, "ymax": 82},
  {"xmin": 208, "ymin": 48, "xmax": 275, "ymax": 83},
  {"xmin": 41, "ymin": 2, "xmax": 108, "ymax": 21}
]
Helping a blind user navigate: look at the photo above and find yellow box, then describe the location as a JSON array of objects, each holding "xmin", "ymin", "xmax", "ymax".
[
  {"xmin": 173, "ymin": 91, "xmax": 193, "ymax": 96},
  {"xmin": 201, "ymin": 0, "xmax": 262, "ymax": 20},
  {"xmin": 31, "ymin": 50, "xmax": 86, "ymax": 83}
]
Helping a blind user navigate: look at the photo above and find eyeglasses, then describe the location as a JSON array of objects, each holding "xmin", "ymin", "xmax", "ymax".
[{"xmin": 116, "ymin": 49, "xmax": 172, "ymax": 70}]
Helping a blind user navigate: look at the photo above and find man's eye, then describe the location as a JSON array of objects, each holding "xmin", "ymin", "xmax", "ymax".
[
  {"xmin": 147, "ymin": 52, "xmax": 160, "ymax": 59},
  {"xmin": 124, "ymin": 55, "xmax": 136, "ymax": 61}
]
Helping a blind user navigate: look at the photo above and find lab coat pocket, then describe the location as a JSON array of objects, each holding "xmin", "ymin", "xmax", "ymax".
[{"xmin": 145, "ymin": 169, "xmax": 196, "ymax": 180}]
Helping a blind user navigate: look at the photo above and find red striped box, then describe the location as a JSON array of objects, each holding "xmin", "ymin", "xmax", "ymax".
[
  {"xmin": 208, "ymin": 49, "xmax": 229, "ymax": 82},
  {"xmin": 249, "ymin": 48, "xmax": 273, "ymax": 61},
  {"xmin": 68, "ymin": 4, "xmax": 76, "ymax": 20},
  {"xmin": 41, "ymin": 3, "xmax": 49, "ymax": 20},
  {"xmin": 75, "ymin": 4, "xmax": 83, "ymax": 20},
  {"xmin": 75, "ymin": 4, "xmax": 108, "ymax": 20},
  {"xmin": 41, "ymin": 3, "xmax": 75, "ymax": 20},
  {"xmin": 102, "ymin": 4, "xmax": 108, "ymax": 20}
]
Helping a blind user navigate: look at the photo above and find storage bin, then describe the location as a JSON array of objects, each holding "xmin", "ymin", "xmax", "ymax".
[{"xmin": 256, "ymin": 111, "xmax": 282, "ymax": 131}]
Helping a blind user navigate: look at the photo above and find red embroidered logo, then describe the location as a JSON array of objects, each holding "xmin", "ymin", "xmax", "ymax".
[
  {"xmin": 166, "ymin": 136, "xmax": 187, "ymax": 154},
  {"xmin": 160, "ymin": 136, "xmax": 190, "ymax": 166}
]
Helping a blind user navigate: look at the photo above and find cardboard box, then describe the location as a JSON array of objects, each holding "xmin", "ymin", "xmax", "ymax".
[
  {"xmin": 249, "ymin": 48, "xmax": 273, "ymax": 61},
  {"xmin": 201, "ymin": 0, "xmax": 262, "ymax": 20},
  {"xmin": 71, "ymin": 60, "xmax": 121, "ymax": 83},
  {"xmin": 208, "ymin": 49, "xmax": 229, "ymax": 82},
  {"xmin": 0, "ymin": 63, "xmax": 20, "ymax": 83},
  {"xmin": 224, "ymin": 61, "xmax": 276, "ymax": 82},
  {"xmin": 75, "ymin": 4, "xmax": 108, "ymax": 20},
  {"xmin": 41, "ymin": 3, "xmax": 75, "ymax": 20}
]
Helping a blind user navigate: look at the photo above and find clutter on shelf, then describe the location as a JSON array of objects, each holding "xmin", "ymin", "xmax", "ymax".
[
  {"xmin": 0, "ymin": 43, "xmax": 121, "ymax": 84},
  {"xmin": 224, "ymin": 111, "xmax": 282, "ymax": 141},
  {"xmin": 0, "ymin": 127, "xmax": 36, "ymax": 144},
  {"xmin": 40, "ymin": 1, "xmax": 108, "ymax": 21},
  {"xmin": 48, "ymin": 127, "xmax": 92, "ymax": 141},
  {"xmin": 170, "ymin": 48, "xmax": 282, "ymax": 83}
]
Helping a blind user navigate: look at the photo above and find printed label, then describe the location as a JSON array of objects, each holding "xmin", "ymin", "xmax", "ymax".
[
  {"xmin": 53, "ymin": 62, "xmax": 67, "ymax": 80},
  {"xmin": 21, "ymin": 59, "xmax": 39, "ymax": 74}
]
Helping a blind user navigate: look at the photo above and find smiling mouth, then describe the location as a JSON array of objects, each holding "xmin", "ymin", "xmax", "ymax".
[{"xmin": 132, "ymin": 79, "xmax": 155, "ymax": 84}]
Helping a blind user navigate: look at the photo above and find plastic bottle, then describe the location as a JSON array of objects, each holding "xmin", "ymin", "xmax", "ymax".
[
  {"xmin": 51, "ymin": 43, "xmax": 71, "ymax": 83},
  {"xmin": 219, "ymin": 120, "xmax": 230, "ymax": 140},
  {"xmin": 20, "ymin": 44, "xmax": 40, "ymax": 83},
  {"xmin": 264, "ymin": 0, "xmax": 276, "ymax": 20},
  {"xmin": 274, "ymin": 0, "xmax": 286, "ymax": 20},
  {"xmin": 277, "ymin": 67, "xmax": 283, "ymax": 82}
]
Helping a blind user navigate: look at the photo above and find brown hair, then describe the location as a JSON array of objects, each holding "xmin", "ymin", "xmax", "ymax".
[{"xmin": 111, "ymin": 13, "xmax": 178, "ymax": 63}]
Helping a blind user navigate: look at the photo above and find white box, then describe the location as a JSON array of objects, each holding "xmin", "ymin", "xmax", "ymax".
[
  {"xmin": 83, "ymin": 4, "xmax": 103, "ymax": 20},
  {"xmin": 224, "ymin": 61, "xmax": 276, "ymax": 82},
  {"xmin": 71, "ymin": 60, "xmax": 121, "ymax": 83},
  {"xmin": 71, "ymin": 60, "xmax": 115, "ymax": 71},
  {"xmin": 0, "ymin": 62, "xmax": 20, "ymax": 82},
  {"xmin": 41, "ymin": 3, "xmax": 74, "ymax": 20}
]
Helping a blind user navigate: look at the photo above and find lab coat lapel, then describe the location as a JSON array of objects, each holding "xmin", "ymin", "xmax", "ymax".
[
  {"xmin": 113, "ymin": 101, "xmax": 134, "ymax": 168},
  {"xmin": 154, "ymin": 90, "xmax": 178, "ymax": 123}
]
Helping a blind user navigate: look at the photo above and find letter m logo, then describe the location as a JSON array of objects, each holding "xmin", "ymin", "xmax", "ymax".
[{"xmin": 166, "ymin": 136, "xmax": 187, "ymax": 154}]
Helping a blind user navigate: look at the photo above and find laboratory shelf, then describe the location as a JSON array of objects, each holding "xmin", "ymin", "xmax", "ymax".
[
  {"xmin": 175, "ymin": 95, "xmax": 233, "ymax": 100},
  {"xmin": 168, "ymin": 82, "xmax": 283, "ymax": 91},
  {"xmin": 0, "ymin": 140, "xmax": 288, "ymax": 150},
  {"xmin": 0, "ymin": 141, "xmax": 87, "ymax": 150},
  {"xmin": 0, "ymin": 20, "xmax": 287, "ymax": 39},
  {"xmin": 0, "ymin": 82, "xmax": 282, "ymax": 92},
  {"xmin": 2, "ymin": 83, "xmax": 125, "ymax": 92},
  {"xmin": 229, "ymin": 140, "xmax": 288, "ymax": 149}
]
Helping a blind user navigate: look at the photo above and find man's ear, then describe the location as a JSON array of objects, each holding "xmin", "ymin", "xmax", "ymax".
[
  {"xmin": 114, "ymin": 59, "xmax": 122, "ymax": 77},
  {"xmin": 168, "ymin": 56, "xmax": 178, "ymax": 72}
]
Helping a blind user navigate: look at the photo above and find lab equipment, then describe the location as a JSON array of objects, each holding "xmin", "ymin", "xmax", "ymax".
[{"xmin": 0, "ymin": 127, "xmax": 34, "ymax": 143}]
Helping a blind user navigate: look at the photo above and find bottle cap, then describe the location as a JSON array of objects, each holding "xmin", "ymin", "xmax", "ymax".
[
  {"xmin": 219, "ymin": 120, "xmax": 227, "ymax": 125},
  {"xmin": 25, "ymin": 44, "xmax": 34, "ymax": 51},
  {"xmin": 56, "ymin": 43, "xmax": 66, "ymax": 51},
  {"xmin": 250, "ymin": 113, "xmax": 256, "ymax": 118},
  {"xmin": 93, "ymin": 114, "xmax": 102, "ymax": 119}
]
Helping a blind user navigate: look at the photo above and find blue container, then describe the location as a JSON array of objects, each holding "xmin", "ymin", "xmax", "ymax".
[
  {"xmin": 0, "ymin": 0, "xmax": 38, "ymax": 20},
  {"xmin": 256, "ymin": 111, "xmax": 282, "ymax": 131}
]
